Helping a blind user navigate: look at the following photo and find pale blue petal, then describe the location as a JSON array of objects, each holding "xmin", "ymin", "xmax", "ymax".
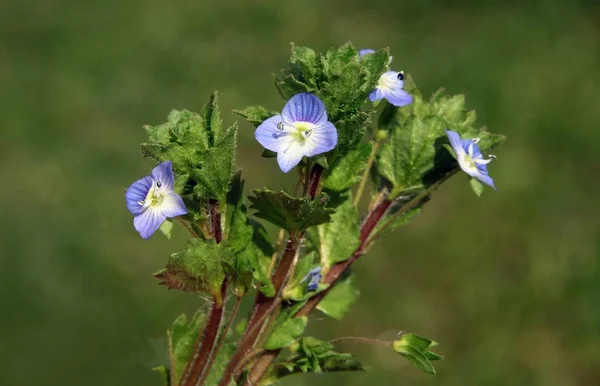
[
  {"xmin": 304, "ymin": 122, "xmax": 338, "ymax": 157},
  {"xmin": 125, "ymin": 176, "xmax": 153, "ymax": 216},
  {"xmin": 359, "ymin": 49, "xmax": 376, "ymax": 57},
  {"xmin": 277, "ymin": 145, "xmax": 304, "ymax": 173},
  {"xmin": 475, "ymin": 173, "xmax": 497, "ymax": 190},
  {"xmin": 460, "ymin": 139, "xmax": 473, "ymax": 154},
  {"xmin": 471, "ymin": 143, "xmax": 483, "ymax": 159},
  {"xmin": 133, "ymin": 208, "xmax": 166, "ymax": 239},
  {"xmin": 151, "ymin": 161, "xmax": 174, "ymax": 190},
  {"xmin": 385, "ymin": 88, "xmax": 413, "ymax": 107},
  {"xmin": 160, "ymin": 192, "xmax": 188, "ymax": 218},
  {"xmin": 369, "ymin": 88, "xmax": 385, "ymax": 102},
  {"xmin": 255, "ymin": 115, "xmax": 291, "ymax": 153},
  {"xmin": 445, "ymin": 130, "xmax": 462, "ymax": 153},
  {"xmin": 282, "ymin": 93, "xmax": 327, "ymax": 125},
  {"xmin": 302, "ymin": 267, "xmax": 322, "ymax": 292}
]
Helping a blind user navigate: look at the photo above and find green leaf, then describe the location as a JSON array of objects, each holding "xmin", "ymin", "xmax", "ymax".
[
  {"xmin": 233, "ymin": 105, "xmax": 278, "ymax": 128},
  {"xmin": 322, "ymin": 143, "xmax": 372, "ymax": 191},
  {"xmin": 395, "ymin": 333, "xmax": 437, "ymax": 350},
  {"xmin": 316, "ymin": 272, "xmax": 360, "ymax": 319},
  {"xmin": 203, "ymin": 342, "xmax": 237, "ymax": 386},
  {"xmin": 397, "ymin": 345, "xmax": 436, "ymax": 375},
  {"xmin": 289, "ymin": 44, "xmax": 318, "ymax": 89},
  {"xmin": 308, "ymin": 193, "xmax": 360, "ymax": 268},
  {"xmin": 155, "ymin": 239, "xmax": 233, "ymax": 294},
  {"xmin": 159, "ymin": 219, "xmax": 173, "ymax": 239},
  {"xmin": 225, "ymin": 173, "xmax": 254, "ymax": 253},
  {"xmin": 140, "ymin": 94, "xmax": 238, "ymax": 204},
  {"xmin": 264, "ymin": 316, "xmax": 308, "ymax": 350},
  {"xmin": 167, "ymin": 311, "xmax": 206, "ymax": 384},
  {"xmin": 249, "ymin": 190, "xmax": 334, "ymax": 232},
  {"xmin": 470, "ymin": 177, "xmax": 484, "ymax": 197}
]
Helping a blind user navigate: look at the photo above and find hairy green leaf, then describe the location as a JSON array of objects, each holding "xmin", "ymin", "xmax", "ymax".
[
  {"xmin": 249, "ymin": 190, "xmax": 333, "ymax": 232},
  {"xmin": 322, "ymin": 143, "xmax": 372, "ymax": 191},
  {"xmin": 167, "ymin": 311, "xmax": 206, "ymax": 385},
  {"xmin": 233, "ymin": 105, "xmax": 278, "ymax": 128}
]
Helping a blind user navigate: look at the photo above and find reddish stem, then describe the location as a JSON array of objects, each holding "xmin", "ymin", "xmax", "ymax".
[
  {"xmin": 209, "ymin": 199, "xmax": 222, "ymax": 243},
  {"xmin": 180, "ymin": 282, "xmax": 227, "ymax": 386}
]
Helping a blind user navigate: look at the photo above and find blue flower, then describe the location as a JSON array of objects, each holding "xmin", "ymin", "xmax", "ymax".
[
  {"xmin": 125, "ymin": 161, "xmax": 188, "ymax": 239},
  {"xmin": 255, "ymin": 93, "xmax": 337, "ymax": 173},
  {"xmin": 301, "ymin": 266, "xmax": 322, "ymax": 292},
  {"xmin": 445, "ymin": 130, "xmax": 497, "ymax": 190},
  {"xmin": 359, "ymin": 48, "xmax": 411, "ymax": 107}
]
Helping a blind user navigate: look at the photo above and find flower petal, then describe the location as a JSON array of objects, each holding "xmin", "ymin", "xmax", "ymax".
[
  {"xmin": 475, "ymin": 173, "xmax": 497, "ymax": 191},
  {"xmin": 160, "ymin": 192, "xmax": 188, "ymax": 218},
  {"xmin": 125, "ymin": 176, "xmax": 153, "ymax": 216},
  {"xmin": 385, "ymin": 88, "xmax": 413, "ymax": 107},
  {"xmin": 359, "ymin": 48, "xmax": 376, "ymax": 57},
  {"xmin": 470, "ymin": 143, "xmax": 483, "ymax": 159},
  {"xmin": 369, "ymin": 88, "xmax": 385, "ymax": 102},
  {"xmin": 133, "ymin": 208, "xmax": 166, "ymax": 239},
  {"xmin": 255, "ymin": 115, "xmax": 294, "ymax": 153},
  {"xmin": 304, "ymin": 122, "xmax": 338, "ymax": 157},
  {"xmin": 445, "ymin": 130, "xmax": 464, "ymax": 154},
  {"xmin": 282, "ymin": 93, "xmax": 327, "ymax": 125},
  {"xmin": 277, "ymin": 144, "xmax": 305, "ymax": 173},
  {"xmin": 151, "ymin": 161, "xmax": 175, "ymax": 190}
]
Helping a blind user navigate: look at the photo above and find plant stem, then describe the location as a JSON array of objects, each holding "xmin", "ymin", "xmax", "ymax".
[
  {"xmin": 329, "ymin": 336, "xmax": 393, "ymax": 348},
  {"xmin": 218, "ymin": 165, "xmax": 323, "ymax": 386},
  {"xmin": 209, "ymin": 198, "xmax": 222, "ymax": 243},
  {"xmin": 353, "ymin": 141, "xmax": 379, "ymax": 207},
  {"xmin": 175, "ymin": 216, "xmax": 200, "ymax": 238},
  {"xmin": 196, "ymin": 295, "xmax": 243, "ymax": 385},
  {"xmin": 180, "ymin": 282, "xmax": 227, "ymax": 386}
]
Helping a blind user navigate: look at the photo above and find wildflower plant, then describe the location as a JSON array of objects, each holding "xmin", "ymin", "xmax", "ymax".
[{"xmin": 124, "ymin": 43, "xmax": 505, "ymax": 386}]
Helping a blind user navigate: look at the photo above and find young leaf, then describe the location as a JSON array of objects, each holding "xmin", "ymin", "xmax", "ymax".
[
  {"xmin": 233, "ymin": 105, "xmax": 278, "ymax": 128},
  {"xmin": 264, "ymin": 316, "xmax": 308, "ymax": 350},
  {"xmin": 470, "ymin": 177, "xmax": 484, "ymax": 197},
  {"xmin": 249, "ymin": 190, "xmax": 334, "ymax": 232},
  {"xmin": 322, "ymin": 143, "xmax": 372, "ymax": 191},
  {"xmin": 307, "ymin": 194, "xmax": 360, "ymax": 268},
  {"xmin": 316, "ymin": 272, "xmax": 360, "ymax": 319},
  {"xmin": 152, "ymin": 366, "xmax": 170, "ymax": 386},
  {"xmin": 167, "ymin": 311, "xmax": 207, "ymax": 385},
  {"xmin": 159, "ymin": 219, "xmax": 174, "ymax": 239},
  {"xmin": 396, "ymin": 345, "xmax": 436, "ymax": 375},
  {"xmin": 393, "ymin": 332, "xmax": 443, "ymax": 374}
]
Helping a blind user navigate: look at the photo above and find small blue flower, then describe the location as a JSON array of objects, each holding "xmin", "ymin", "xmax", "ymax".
[
  {"xmin": 255, "ymin": 93, "xmax": 337, "ymax": 173},
  {"xmin": 360, "ymin": 48, "xmax": 411, "ymax": 107},
  {"xmin": 301, "ymin": 266, "xmax": 322, "ymax": 292},
  {"xmin": 445, "ymin": 130, "xmax": 497, "ymax": 190},
  {"xmin": 125, "ymin": 161, "xmax": 188, "ymax": 239}
]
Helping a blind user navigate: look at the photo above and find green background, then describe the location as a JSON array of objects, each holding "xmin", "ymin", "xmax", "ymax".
[{"xmin": 2, "ymin": 0, "xmax": 599, "ymax": 385}]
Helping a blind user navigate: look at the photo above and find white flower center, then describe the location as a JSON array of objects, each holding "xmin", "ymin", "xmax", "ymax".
[
  {"xmin": 290, "ymin": 122, "xmax": 316, "ymax": 143},
  {"xmin": 139, "ymin": 182, "xmax": 164, "ymax": 208}
]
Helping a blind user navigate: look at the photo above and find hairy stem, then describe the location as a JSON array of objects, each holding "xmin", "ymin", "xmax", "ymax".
[
  {"xmin": 353, "ymin": 141, "xmax": 379, "ymax": 207},
  {"xmin": 180, "ymin": 282, "xmax": 227, "ymax": 386},
  {"xmin": 218, "ymin": 165, "xmax": 323, "ymax": 386},
  {"xmin": 175, "ymin": 216, "xmax": 200, "ymax": 238}
]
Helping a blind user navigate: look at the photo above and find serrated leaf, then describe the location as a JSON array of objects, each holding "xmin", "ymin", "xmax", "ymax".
[
  {"xmin": 308, "ymin": 194, "xmax": 359, "ymax": 268},
  {"xmin": 264, "ymin": 316, "xmax": 308, "ymax": 350},
  {"xmin": 316, "ymin": 273, "xmax": 359, "ymax": 319},
  {"xmin": 289, "ymin": 44, "xmax": 318, "ymax": 89},
  {"xmin": 225, "ymin": 173, "xmax": 253, "ymax": 253},
  {"xmin": 167, "ymin": 311, "xmax": 206, "ymax": 385},
  {"xmin": 470, "ymin": 177, "xmax": 484, "ymax": 197},
  {"xmin": 233, "ymin": 105, "xmax": 278, "ymax": 128},
  {"xmin": 201, "ymin": 92, "xmax": 223, "ymax": 145},
  {"xmin": 249, "ymin": 190, "xmax": 333, "ymax": 232},
  {"xmin": 323, "ymin": 143, "xmax": 372, "ymax": 191},
  {"xmin": 155, "ymin": 239, "xmax": 233, "ymax": 294}
]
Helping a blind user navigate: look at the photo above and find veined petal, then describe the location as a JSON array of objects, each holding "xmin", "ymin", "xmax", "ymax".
[
  {"xmin": 277, "ymin": 143, "xmax": 305, "ymax": 173},
  {"xmin": 471, "ymin": 143, "xmax": 483, "ymax": 159},
  {"xmin": 151, "ymin": 161, "xmax": 175, "ymax": 190},
  {"xmin": 282, "ymin": 93, "xmax": 327, "ymax": 126},
  {"xmin": 359, "ymin": 48, "xmax": 376, "ymax": 57},
  {"xmin": 445, "ymin": 130, "xmax": 464, "ymax": 154},
  {"xmin": 125, "ymin": 176, "xmax": 153, "ymax": 216},
  {"xmin": 385, "ymin": 88, "xmax": 413, "ymax": 107},
  {"xmin": 133, "ymin": 208, "xmax": 166, "ymax": 239},
  {"xmin": 255, "ymin": 115, "xmax": 293, "ymax": 153},
  {"xmin": 160, "ymin": 192, "xmax": 188, "ymax": 218},
  {"xmin": 304, "ymin": 121, "xmax": 338, "ymax": 157}
]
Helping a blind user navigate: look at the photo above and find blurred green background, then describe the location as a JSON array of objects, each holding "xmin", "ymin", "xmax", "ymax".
[{"xmin": 2, "ymin": 0, "xmax": 599, "ymax": 385}]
